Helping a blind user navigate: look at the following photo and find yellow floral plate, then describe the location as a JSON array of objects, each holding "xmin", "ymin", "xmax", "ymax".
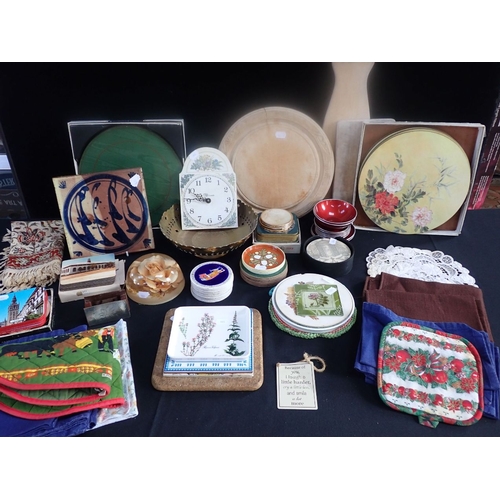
[{"xmin": 357, "ymin": 128, "xmax": 471, "ymax": 234}]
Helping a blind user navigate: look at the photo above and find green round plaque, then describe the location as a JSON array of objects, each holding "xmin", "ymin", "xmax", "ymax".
[{"xmin": 79, "ymin": 125, "xmax": 182, "ymax": 225}]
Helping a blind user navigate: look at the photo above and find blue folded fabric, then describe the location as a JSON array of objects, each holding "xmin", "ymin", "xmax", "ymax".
[
  {"xmin": 355, "ymin": 302, "xmax": 500, "ymax": 420},
  {"xmin": 0, "ymin": 325, "xmax": 99, "ymax": 437},
  {"xmin": 0, "ymin": 407, "xmax": 98, "ymax": 437}
]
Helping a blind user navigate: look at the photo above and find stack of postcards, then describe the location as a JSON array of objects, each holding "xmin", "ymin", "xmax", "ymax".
[
  {"xmin": 163, "ymin": 305, "xmax": 253, "ymax": 376},
  {"xmin": 58, "ymin": 254, "xmax": 125, "ymax": 303}
]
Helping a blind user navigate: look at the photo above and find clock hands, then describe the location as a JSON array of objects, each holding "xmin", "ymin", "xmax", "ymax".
[{"xmin": 185, "ymin": 192, "xmax": 212, "ymax": 204}]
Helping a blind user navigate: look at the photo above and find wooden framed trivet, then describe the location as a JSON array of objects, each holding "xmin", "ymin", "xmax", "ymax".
[{"xmin": 151, "ymin": 308, "xmax": 264, "ymax": 391}]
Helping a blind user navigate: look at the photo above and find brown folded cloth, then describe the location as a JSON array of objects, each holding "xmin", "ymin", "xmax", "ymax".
[{"xmin": 363, "ymin": 272, "xmax": 493, "ymax": 341}]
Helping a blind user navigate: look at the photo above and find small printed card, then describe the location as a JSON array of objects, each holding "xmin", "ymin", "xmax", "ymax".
[
  {"xmin": 276, "ymin": 362, "xmax": 318, "ymax": 410},
  {"xmin": 293, "ymin": 283, "xmax": 343, "ymax": 317},
  {"xmin": 0, "ymin": 287, "xmax": 50, "ymax": 337}
]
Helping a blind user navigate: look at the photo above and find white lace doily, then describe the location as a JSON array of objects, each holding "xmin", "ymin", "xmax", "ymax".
[{"xmin": 366, "ymin": 245, "xmax": 476, "ymax": 286}]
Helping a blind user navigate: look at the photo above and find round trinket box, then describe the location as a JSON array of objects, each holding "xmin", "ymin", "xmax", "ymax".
[
  {"xmin": 241, "ymin": 244, "xmax": 287, "ymax": 275},
  {"xmin": 190, "ymin": 261, "xmax": 234, "ymax": 302},
  {"xmin": 125, "ymin": 253, "xmax": 185, "ymax": 305},
  {"xmin": 240, "ymin": 243, "xmax": 288, "ymax": 287},
  {"xmin": 302, "ymin": 236, "xmax": 354, "ymax": 276}
]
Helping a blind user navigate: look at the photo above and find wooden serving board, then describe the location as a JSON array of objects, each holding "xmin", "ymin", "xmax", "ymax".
[
  {"xmin": 219, "ymin": 107, "xmax": 334, "ymax": 217},
  {"xmin": 151, "ymin": 308, "xmax": 264, "ymax": 391}
]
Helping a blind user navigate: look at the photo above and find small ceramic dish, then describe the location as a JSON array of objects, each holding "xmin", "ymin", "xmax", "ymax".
[
  {"xmin": 241, "ymin": 243, "xmax": 286, "ymax": 276},
  {"xmin": 313, "ymin": 199, "xmax": 357, "ymax": 226}
]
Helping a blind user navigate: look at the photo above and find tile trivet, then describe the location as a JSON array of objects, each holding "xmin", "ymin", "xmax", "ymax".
[{"xmin": 151, "ymin": 308, "xmax": 263, "ymax": 391}]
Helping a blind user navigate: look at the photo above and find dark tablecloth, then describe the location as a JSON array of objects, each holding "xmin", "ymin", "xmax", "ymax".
[{"xmin": 3, "ymin": 208, "xmax": 500, "ymax": 436}]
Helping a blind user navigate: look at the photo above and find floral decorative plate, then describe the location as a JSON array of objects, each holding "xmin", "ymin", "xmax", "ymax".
[
  {"xmin": 357, "ymin": 128, "xmax": 471, "ymax": 234},
  {"xmin": 272, "ymin": 273, "xmax": 354, "ymax": 330},
  {"xmin": 167, "ymin": 305, "xmax": 251, "ymax": 362},
  {"xmin": 53, "ymin": 168, "xmax": 154, "ymax": 257}
]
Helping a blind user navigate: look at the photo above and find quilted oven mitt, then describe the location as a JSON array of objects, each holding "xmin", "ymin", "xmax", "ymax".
[
  {"xmin": 377, "ymin": 321, "xmax": 484, "ymax": 428},
  {"xmin": 0, "ymin": 326, "xmax": 125, "ymax": 419}
]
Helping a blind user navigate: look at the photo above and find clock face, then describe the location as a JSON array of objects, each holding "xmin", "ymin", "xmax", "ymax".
[{"xmin": 181, "ymin": 173, "xmax": 237, "ymax": 229}]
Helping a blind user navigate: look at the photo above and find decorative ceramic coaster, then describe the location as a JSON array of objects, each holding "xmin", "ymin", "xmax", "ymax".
[
  {"xmin": 293, "ymin": 283, "xmax": 343, "ymax": 316},
  {"xmin": 272, "ymin": 273, "xmax": 355, "ymax": 331},
  {"xmin": 78, "ymin": 125, "xmax": 183, "ymax": 226},
  {"xmin": 190, "ymin": 261, "xmax": 234, "ymax": 302},
  {"xmin": 268, "ymin": 300, "xmax": 357, "ymax": 339},
  {"xmin": 166, "ymin": 305, "xmax": 251, "ymax": 363},
  {"xmin": 358, "ymin": 128, "xmax": 471, "ymax": 234},
  {"xmin": 270, "ymin": 293, "xmax": 356, "ymax": 335},
  {"xmin": 240, "ymin": 261, "xmax": 288, "ymax": 287},
  {"xmin": 241, "ymin": 243, "xmax": 286, "ymax": 276},
  {"xmin": 53, "ymin": 168, "xmax": 154, "ymax": 257}
]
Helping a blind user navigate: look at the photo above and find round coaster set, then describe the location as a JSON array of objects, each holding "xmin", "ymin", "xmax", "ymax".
[
  {"xmin": 269, "ymin": 273, "xmax": 357, "ymax": 339},
  {"xmin": 190, "ymin": 261, "xmax": 234, "ymax": 302},
  {"xmin": 259, "ymin": 209, "xmax": 294, "ymax": 232},
  {"xmin": 240, "ymin": 244, "xmax": 288, "ymax": 287},
  {"xmin": 255, "ymin": 208, "xmax": 300, "ymax": 244},
  {"xmin": 302, "ymin": 236, "xmax": 355, "ymax": 277}
]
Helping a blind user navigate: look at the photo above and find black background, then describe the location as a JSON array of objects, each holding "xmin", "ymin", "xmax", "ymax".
[{"xmin": 1, "ymin": 62, "xmax": 500, "ymax": 220}]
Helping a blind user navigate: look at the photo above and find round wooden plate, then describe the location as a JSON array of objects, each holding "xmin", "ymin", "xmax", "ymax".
[{"xmin": 219, "ymin": 107, "xmax": 334, "ymax": 217}]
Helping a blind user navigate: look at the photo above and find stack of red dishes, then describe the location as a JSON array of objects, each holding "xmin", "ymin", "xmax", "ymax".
[{"xmin": 312, "ymin": 199, "xmax": 357, "ymax": 241}]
